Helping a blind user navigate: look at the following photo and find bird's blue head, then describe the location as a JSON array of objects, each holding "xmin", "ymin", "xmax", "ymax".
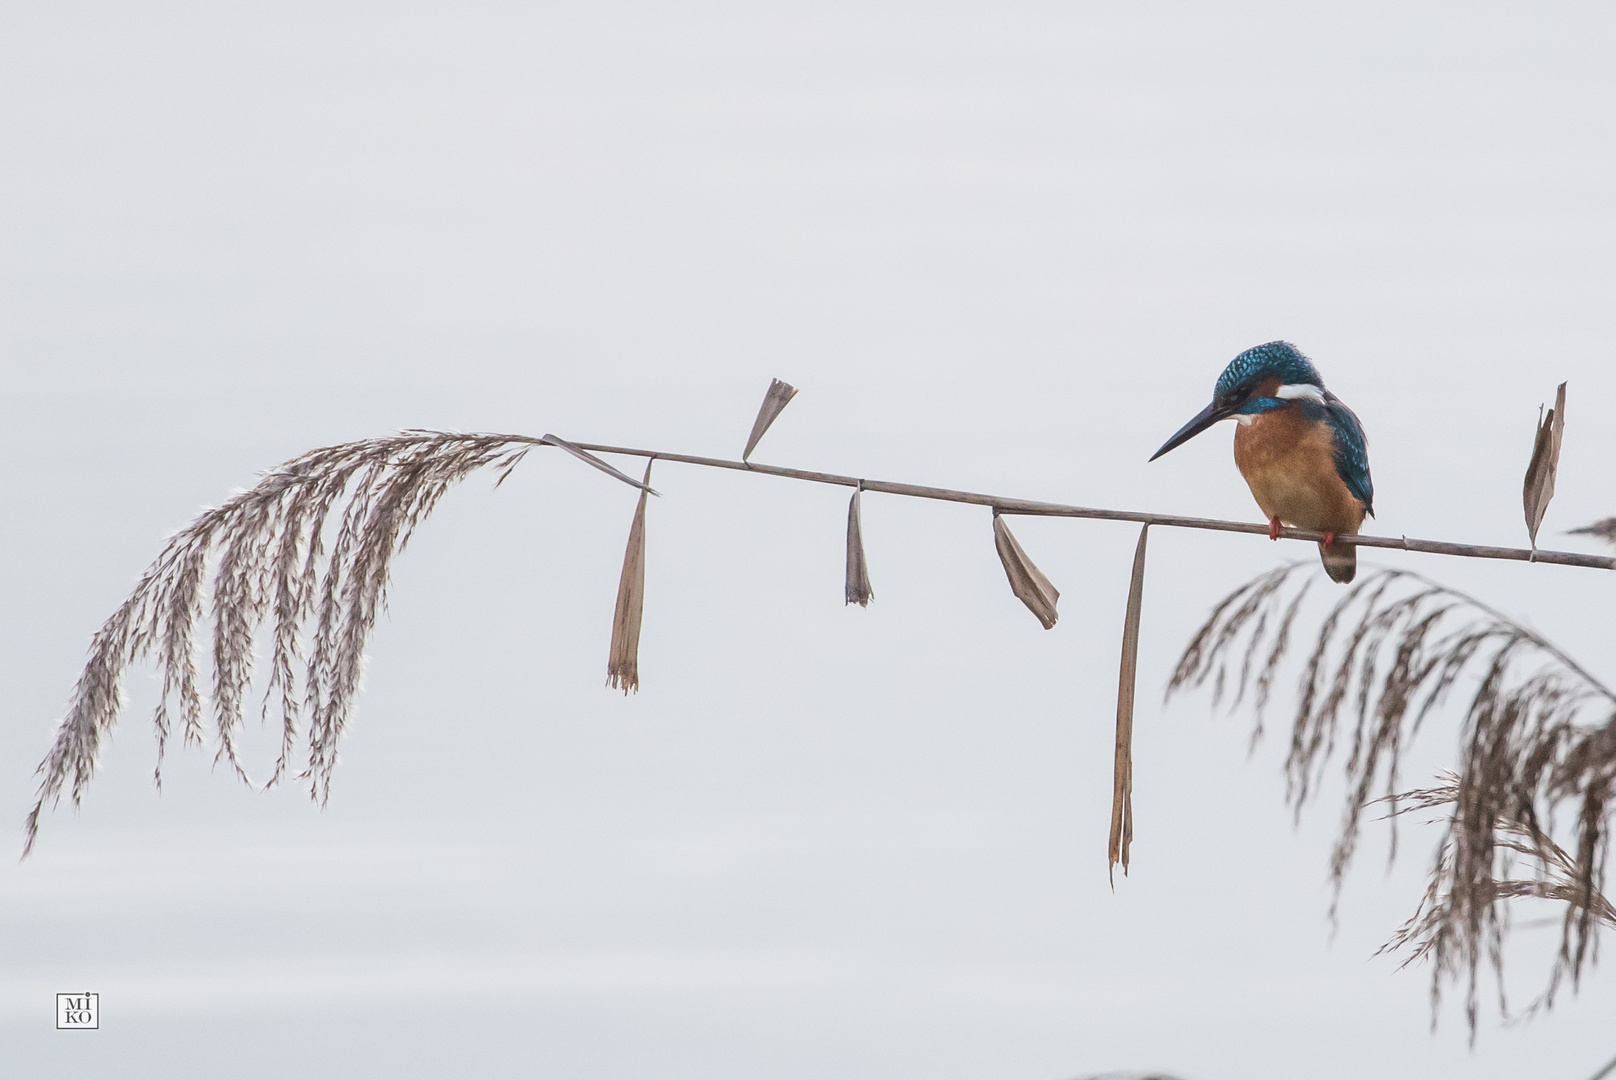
[
  {"xmin": 1212, "ymin": 341, "xmax": 1323, "ymax": 401},
  {"xmin": 1150, "ymin": 341, "xmax": 1324, "ymax": 461}
]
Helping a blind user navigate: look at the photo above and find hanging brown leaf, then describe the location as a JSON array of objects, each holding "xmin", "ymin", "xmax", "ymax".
[
  {"xmin": 992, "ymin": 512, "xmax": 1059, "ymax": 629},
  {"xmin": 542, "ymin": 434, "xmax": 659, "ymax": 495},
  {"xmin": 845, "ymin": 487, "xmax": 873, "ymax": 606},
  {"xmin": 1522, "ymin": 382, "xmax": 1566, "ymax": 549},
  {"xmin": 1109, "ymin": 523, "xmax": 1149, "ymax": 885},
  {"xmin": 607, "ymin": 461, "xmax": 654, "ymax": 693},
  {"xmin": 742, "ymin": 378, "xmax": 799, "ymax": 462}
]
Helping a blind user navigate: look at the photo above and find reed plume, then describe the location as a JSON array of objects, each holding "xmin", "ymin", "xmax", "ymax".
[
  {"xmin": 24, "ymin": 430, "xmax": 548, "ymax": 855},
  {"xmin": 1169, "ymin": 563, "xmax": 1615, "ymax": 1033}
]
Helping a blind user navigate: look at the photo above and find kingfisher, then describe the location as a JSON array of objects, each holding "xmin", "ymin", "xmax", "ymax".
[{"xmin": 1149, "ymin": 341, "xmax": 1374, "ymax": 583}]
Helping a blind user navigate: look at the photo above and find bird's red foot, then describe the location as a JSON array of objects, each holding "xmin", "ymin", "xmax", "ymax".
[
  {"xmin": 1322, "ymin": 531, "xmax": 1336, "ymax": 547},
  {"xmin": 1268, "ymin": 517, "xmax": 1281, "ymax": 541}
]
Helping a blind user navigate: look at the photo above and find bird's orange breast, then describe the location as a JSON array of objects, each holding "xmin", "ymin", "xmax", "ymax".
[{"xmin": 1233, "ymin": 407, "xmax": 1365, "ymax": 535}]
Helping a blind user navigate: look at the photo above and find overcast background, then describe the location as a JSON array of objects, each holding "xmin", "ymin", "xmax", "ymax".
[{"xmin": 5, "ymin": 3, "xmax": 1616, "ymax": 1078}]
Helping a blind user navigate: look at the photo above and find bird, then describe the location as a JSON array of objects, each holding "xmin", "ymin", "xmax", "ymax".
[{"xmin": 1149, "ymin": 341, "xmax": 1374, "ymax": 583}]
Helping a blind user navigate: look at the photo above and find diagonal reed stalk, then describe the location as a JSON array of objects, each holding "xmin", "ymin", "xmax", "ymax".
[
  {"xmin": 1168, "ymin": 563, "xmax": 1615, "ymax": 1035},
  {"xmin": 25, "ymin": 430, "xmax": 1613, "ymax": 865}
]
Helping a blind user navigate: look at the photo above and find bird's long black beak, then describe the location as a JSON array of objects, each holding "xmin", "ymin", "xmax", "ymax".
[{"xmin": 1149, "ymin": 400, "xmax": 1235, "ymax": 461}]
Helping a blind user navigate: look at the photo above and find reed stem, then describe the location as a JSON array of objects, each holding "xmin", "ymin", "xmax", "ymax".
[{"xmin": 568, "ymin": 440, "xmax": 1615, "ymax": 571}]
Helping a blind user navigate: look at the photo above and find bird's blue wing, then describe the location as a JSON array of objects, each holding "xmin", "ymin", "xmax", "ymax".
[{"xmin": 1321, "ymin": 396, "xmax": 1374, "ymax": 516}]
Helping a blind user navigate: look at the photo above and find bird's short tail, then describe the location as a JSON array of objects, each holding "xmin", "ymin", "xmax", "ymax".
[{"xmin": 1319, "ymin": 538, "xmax": 1356, "ymax": 584}]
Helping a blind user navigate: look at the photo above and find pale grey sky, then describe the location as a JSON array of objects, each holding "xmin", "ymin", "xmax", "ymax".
[{"xmin": 5, "ymin": 3, "xmax": 1616, "ymax": 1078}]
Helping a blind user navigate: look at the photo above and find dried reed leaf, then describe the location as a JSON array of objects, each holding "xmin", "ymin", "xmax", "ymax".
[
  {"xmin": 845, "ymin": 487, "xmax": 873, "ymax": 607},
  {"xmin": 607, "ymin": 461, "xmax": 654, "ymax": 694},
  {"xmin": 1523, "ymin": 382, "xmax": 1567, "ymax": 549},
  {"xmin": 742, "ymin": 378, "xmax": 799, "ymax": 462},
  {"xmin": 542, "ymin": 434, "xmax": 659, "ymax": 495},
  {"xmin": 1109, "ymin": 524, "xmax": 1149, "ymax": 883},
  {"xmin": 1169, "ymin": 562, "xmax": 1616, "ymax": 1034},
  {"xmin": 24, "ymin": 430, "xmax": 549, "ymax": 856},
  {"xmin": 992, "ymin": 513, "xmax": 1059, "ymax": 629}
]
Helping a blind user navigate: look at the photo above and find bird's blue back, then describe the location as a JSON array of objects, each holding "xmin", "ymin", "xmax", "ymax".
[{"xmin": 1305, "ymin": 398, "xmax": 1373, "ymax": 515}]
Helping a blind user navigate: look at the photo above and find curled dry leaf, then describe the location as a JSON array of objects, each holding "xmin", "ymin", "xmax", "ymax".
[
  {"xmin": 845, "ymin": 487, "xmax": 873, "ymax": 607},
  {"xmin": 992, "ymin": 512, "xmax": 1059, "ymax": 629},
  {"xmin": 542, "ymin": 434, "xmax": 659, "ymax": 495},
  {"xmin": 1523, "ymin": 381, "xmax": 1566, "ymax": 549},
  {"xmin": 607, "ymin": 461, "xmax": 654, "ymax": 694},
  {"xmin": 742, "ymin": 378, "xmax": 799, "ymax": 462}
]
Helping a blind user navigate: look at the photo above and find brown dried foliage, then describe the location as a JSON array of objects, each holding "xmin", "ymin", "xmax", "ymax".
[
  {"xmin": 606, "ymin": 461, "xmax": 653, "ymax": 693},
  {"xmin": 1169, "ymin": 563, "xmax": 1615, "ymax": 1034},
  {"xmin": 844, "ymin": 487, "xmax": 873, "ymax": 607},
  {"xmin": 992, "ymin": 512, "xmax": 1059, "ymax": 629},
  {"xmin": 1522, "ymin": 382, "xmax": 1567, "ymax": 550},
  {"xmin": 25, "ymin": 430, "xmax": 545, "ymax": 856},
  {"xmin": 1109, "ymin": 524, "xmax": 1149, "ymax": 884},
  {"xmin": 742, "ymin": 377, "xmax": 799, "ymax": 462}
]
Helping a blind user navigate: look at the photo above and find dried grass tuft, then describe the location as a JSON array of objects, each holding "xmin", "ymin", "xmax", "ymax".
[
  {"xmin": 24, "ymin": 430, "xmax": 560, "ymax": 855},
  {"xmin": 1169, "ymin": 563, "xmax": 1615, "ymax": 1034}
]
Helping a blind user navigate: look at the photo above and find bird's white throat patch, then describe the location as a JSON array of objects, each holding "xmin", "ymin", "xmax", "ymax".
[{"xmin": 1275, "ymin": 383, "xmax": 1326, "ymax": 403}]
